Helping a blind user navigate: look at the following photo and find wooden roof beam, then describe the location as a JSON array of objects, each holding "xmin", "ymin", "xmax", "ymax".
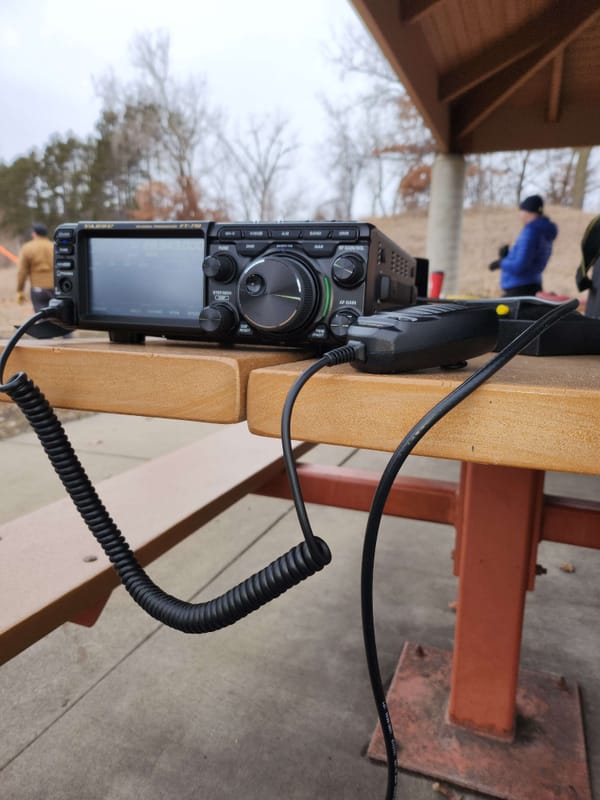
[
  {"xmin": 452, "ymin": 1, "xmax": 600, "ymax": 143},
  {"xmin": 351, "ymin": 0, "xmax": 450, "ymax": 150},
  {"xmin": 439, "ymin": 0, "xmax": 599, "ymax": 104},
  {"xmin": 399, "ymin": 0, "xmax": 445, "ymax": 24},
  {"xmin": 458, "ymin": 103, "xmax": 600, "ymax": 153},
  {"xmin": 547, "ymin": 51, "xmax": 565, "ymax": 124}
]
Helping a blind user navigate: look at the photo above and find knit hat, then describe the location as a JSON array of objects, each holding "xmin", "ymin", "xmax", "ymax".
[
  {"xmin": 32, "ymin": 223, "xmax": 48, "ymax": 236},
  {"xmin": 519, "ymin": 195, "xmax": 544, "ymax": 214}
]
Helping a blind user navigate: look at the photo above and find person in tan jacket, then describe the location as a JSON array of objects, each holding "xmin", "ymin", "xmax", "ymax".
[{"xmin": 16, "ymin": 223, "xmax": 55, "ymax": 311}]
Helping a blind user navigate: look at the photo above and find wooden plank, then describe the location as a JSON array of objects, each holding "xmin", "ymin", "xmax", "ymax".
[
  {"xmin": 0, "ymin": 423, "xmax": 313, "ymax": 665},
  {"xmin": 0, "ymin": 337, "xmax": 309, "ymax": 424},
  {"xmin": 399, "ymin": 0, "xmax": 445, "ymax": 24},
  {"xmin": 246, "ymin": 354, "xmax": 600, "ymax": 475},
  {"xmin": 457, "ymin": 98, "xmax": 600, "ymax": 151},
  {"xmin": 547, "ymin": 50, "xmax": 565, "ymax": 123},
  {"xmin": 452, "ymin": 0, "xmax": 600, "ymax": 140},
  {"xmin": 439, "ymin": 0, "xmax": 580, "ymax": 103}
]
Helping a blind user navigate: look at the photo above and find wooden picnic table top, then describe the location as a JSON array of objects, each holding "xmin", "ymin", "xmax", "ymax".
[
  {"xmin": 0, "ymin": 336, "xmax": 309, "ymax": 424},
  {"xmin": 246, "ymin": 352, "xmax": 600, "ymax": 475},
  {"xmin": 2, "ymin": 336, "xmax": 599, "ymax": 474}
]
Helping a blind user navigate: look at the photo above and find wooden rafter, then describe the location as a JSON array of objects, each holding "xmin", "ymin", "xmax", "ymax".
[
  {"xmin": 399, "ymin": 0, "xmax": 445, "ymax": 24},
  {"xmin": 547, "ymin": 50, "xmax": 565, "ymax": 124},
  {"xmin": 453, "ymin": 1, "xmax": 600, "ymax": 141},
  {"xmin": 439, "ymin": 0, "xmax": 599, "ymax": 104}
]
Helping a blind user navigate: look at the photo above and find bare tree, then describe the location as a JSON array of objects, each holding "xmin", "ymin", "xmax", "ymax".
[
  {"xmin": 219, "ymin": 114, "xmax": 299, "ymax": 220},
  {"xmin": 324, "ymin": 21, "xmax": 437, "ymax": 214},
  {"xmin": 571, "ymin": 147, "xmax": 593, "ymax": 209},
  {"xmin": 320, "ymin": 98, "xmax": 372, "ymax": 217},
  {"xmin": 94, "ymin": 30, "xmax": 221, "ymax": 219}
]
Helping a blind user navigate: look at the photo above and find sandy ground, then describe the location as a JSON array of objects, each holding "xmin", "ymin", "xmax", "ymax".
[
  {"xmin": 0, "ymin": 256, "xmax": 87, "ymax": 439},
  {"xmin": 0, "ymin": 204, "xmax": 594, "ymax": 437},
  {"xmin": 370, "ymin": 203, "xmax": 597, "ymax": 298},
  {"xmin": 0, "ymin": 204, "xmax": 593, "ymax": 324}
]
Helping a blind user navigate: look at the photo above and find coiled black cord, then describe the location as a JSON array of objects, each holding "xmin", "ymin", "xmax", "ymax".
[
  {"xmin": 2, "ymin": 301, "xmax": 578, "ymax": 797},
  {"xmin": 0, "ymin": 310, "xmax": 344, "ymax": 633}
]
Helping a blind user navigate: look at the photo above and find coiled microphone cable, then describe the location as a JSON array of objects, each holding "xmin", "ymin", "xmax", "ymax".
[
  {"xmin": 0, "ymin": 309, "xmax": 359, "ymax": 633},
  {"xmin": 0, "ymin": 299, "xmax": 578, "ymax": 798}
]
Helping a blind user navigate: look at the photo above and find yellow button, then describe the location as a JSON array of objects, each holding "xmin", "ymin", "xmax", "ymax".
[{"xmin": 496, "ymin": 304, "xmax": 510, "ymax": 317}]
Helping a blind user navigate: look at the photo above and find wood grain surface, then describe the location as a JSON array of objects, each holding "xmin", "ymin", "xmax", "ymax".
[
  {"xmin": 0, "ymin": 337, "xmax": 309, "ymax": 423},
  {"xmin": 246, "ymin": 354, "xmax": 600, "ymax": 474}
]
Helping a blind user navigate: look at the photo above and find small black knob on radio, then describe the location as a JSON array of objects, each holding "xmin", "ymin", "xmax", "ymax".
[
  {"xmin": 331, "ymin": 253, "xmax": 365, "ymax": 288},
  {"xmin": 329, "ymin": 308, "xmax": 359, "ymax": 339},
  {"xmin": 202, "ymin": 253, "xmax": 237, "ymax": 283},
  {"xmin": 198, "ymin": 303, "xmax": 238, "ymax": 335}
]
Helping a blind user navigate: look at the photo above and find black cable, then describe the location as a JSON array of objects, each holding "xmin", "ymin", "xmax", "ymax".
[
  {"xmin": 0, "ymin": 299, "xmax": 578, "ymax": 797},
  {"xmin": 0, "ymin": 309, "xmax": 340, "ymax": 634},
  {"xmin": 280, "ymin": 343, "xmax": 360, "ymax": 560},
  {"xmin": 359, "ymin": 297, "xmax": 578, "ymax": 800},
  {"xmin": 0, "ymin": 309, "xmax": 52, "ymax": 380}
]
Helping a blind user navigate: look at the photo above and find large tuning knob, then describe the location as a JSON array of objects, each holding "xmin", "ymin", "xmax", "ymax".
[{"xmin": 236, "ymin": 253, "xmax": 320, "ymax": 334}]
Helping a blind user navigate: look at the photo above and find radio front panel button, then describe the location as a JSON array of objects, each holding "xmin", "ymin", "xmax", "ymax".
[
  {"xmin": 55, "ymin": 259, "xmax": 75, "ymax": 270},
  {"xmin": 271, "ymin": 228, "xmax": 302, "ymax": 240},
  {"xmin": 56, "ymin": 245, "xmax": 74, "ymax": 256},
  {"xmin": 378, "ymin": 275, "xmax": 391, "ymax": 302},
  {"xmin": 54, "ymin": 228, "xmax": 74, "ymax": 241},
  {"xmin": 244, "ymin": 228, "xmax": 269, "ymax": 239},
  {"xmin": 303, "ymin": 228, "xmax": 331, "ymax": 239},
  {"xmin": 302, "ymin": 241, "xmax": 337, "ymax": 258},
  {"xmin": 335, "ymin": 227, "xmax": 358, "ymax": 241},
  {"xmin": 218, "ymin": 228, "xmax": 242, "ymax": 240},
  {"xmin": 236, "ymin": 241, "xmax": 269, "ymax": 257}
]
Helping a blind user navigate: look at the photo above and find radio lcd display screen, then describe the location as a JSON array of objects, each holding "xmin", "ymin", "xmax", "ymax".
[{"xmin": 87, "ymin": 236, "xmax": 205, "ymax": 321}]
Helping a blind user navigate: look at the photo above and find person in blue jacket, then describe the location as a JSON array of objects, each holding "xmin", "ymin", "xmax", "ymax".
[{"xmin": 489, "ymin": 194, "xmax": 558, "ymax": 296}]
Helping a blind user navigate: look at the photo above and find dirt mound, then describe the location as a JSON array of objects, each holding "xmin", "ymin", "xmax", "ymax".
[
  {"xmin": 370, "ymin": 204, "xmax": 596, "ymax": 298},
  {"xmin": 0, "ymin": 205, "xmax": 595, "ymax": 439},
  {"xmin": 0, "ymin": 205, "xmax": 593, "ymax": 333}
]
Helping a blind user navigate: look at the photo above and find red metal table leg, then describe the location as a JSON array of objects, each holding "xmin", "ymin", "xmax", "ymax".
[
  {"xmin": 449, "ymin": 462, "xmax": 544, "ymax": 738},
  {"xmin": 368, "ymin": 462, "xmax": 592, "ymax": 799}
]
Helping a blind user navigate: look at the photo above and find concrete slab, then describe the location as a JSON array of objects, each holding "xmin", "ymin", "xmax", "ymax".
[
  {"xmin": 0, "ymin": 480, "xmax": 470, "ymax": 799},
  {"xmin": 14, "ymin": 412, "xmax": 221, "ymax": 459},
  {"xmin": 0, "ymin": 439, "xmax": 138, "ymax": 523},
  {"xmin": 0, "ymin": 414, "xmax": 225, "ymax": 524},
  {"xmin": 0, "ymin": 410, "xmax": 598, "ymax": 800}
]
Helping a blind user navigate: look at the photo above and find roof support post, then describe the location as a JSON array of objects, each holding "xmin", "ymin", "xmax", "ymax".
[{"xmin": 426, "ymin": 152, "xmax": 466, "ymax": 296}]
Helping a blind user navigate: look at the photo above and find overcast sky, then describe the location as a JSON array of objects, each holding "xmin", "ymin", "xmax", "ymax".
[{"xmin": 0, "ymin": 0, "xmax": 367, "ymax": 165}]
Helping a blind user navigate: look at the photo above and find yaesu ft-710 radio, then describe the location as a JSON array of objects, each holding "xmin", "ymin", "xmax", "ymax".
[{"xmin": 53, "ymin": 220, "xmax": 427, "ymax": 349}]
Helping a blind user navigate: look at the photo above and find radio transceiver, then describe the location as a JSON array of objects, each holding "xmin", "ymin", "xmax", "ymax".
[{"xmin": 53, "ymin": 220, "xmax": 427, "ymax": 349}]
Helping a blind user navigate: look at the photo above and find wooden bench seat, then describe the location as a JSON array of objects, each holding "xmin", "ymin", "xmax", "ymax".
[{"xmin": 0, "ymin": 423, "xmax": 312, "ymax": 666}]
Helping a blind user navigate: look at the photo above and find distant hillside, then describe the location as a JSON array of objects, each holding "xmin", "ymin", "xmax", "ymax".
[
  {"xmin": 1, "ymin": 206, "xmax": 597, "ymax": 324},
  {"xmin": 370, "ymin": 205, "xmax": 598, "ymax": 298}
]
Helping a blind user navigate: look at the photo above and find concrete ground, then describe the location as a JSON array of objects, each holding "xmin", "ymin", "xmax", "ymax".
[{"xmin": 0, "ymin": 411, "xmax": 599, "ymax": 800}]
